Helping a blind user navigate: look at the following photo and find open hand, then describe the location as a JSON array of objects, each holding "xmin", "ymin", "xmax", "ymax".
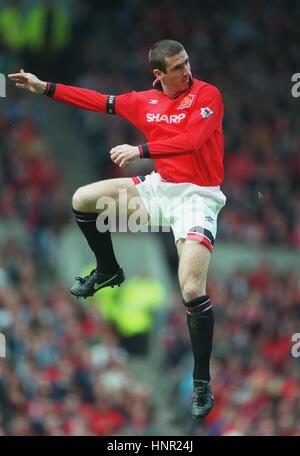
[{"xmin": 8, "ymin": 69, "xmax": 47, "ymax": 94}]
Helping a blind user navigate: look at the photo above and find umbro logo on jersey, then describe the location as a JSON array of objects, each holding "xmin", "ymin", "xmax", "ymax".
[
  {"xmin": 149, "ymin": 99, "xmax": 159, "ymax": 104},
  {"xmin": 146, "ymin": 113, "xmax": 186, "ymax": 124},
  {"xmin": 200, "ymin": 107, "xmax": 214, "ymax": 118}
]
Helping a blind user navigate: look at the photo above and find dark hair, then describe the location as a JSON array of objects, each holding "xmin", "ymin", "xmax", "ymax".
[{"xmin": 149, "ymin": 39, "xmax": 185, "ymax": 73}]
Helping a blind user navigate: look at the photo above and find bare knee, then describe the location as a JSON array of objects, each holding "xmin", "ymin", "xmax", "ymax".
[
  {"xmin": 72, "ymin": 186, "xmax": 91, "ymax": 212},
  {"xmin": 181, "ymin": 277, "xmax": 206, "ymax": 302}
]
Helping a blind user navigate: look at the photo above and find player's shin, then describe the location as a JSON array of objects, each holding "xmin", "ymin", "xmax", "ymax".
[
  {"xmin": 183, "ymin": 295, "xmax": 213, "ymax": 381},
  {"xmin": 73, "ymin": 208, "xmax": 120, "ymax": 274}
]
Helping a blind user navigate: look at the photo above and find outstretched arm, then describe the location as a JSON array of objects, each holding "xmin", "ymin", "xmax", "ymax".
[
  {"xmin": 8, "ymin": 69, "xmax": 110, "ymax": 113},
  {"xmin": 9, "ymin": 70, "xmax": 142, "ymax": 168}
]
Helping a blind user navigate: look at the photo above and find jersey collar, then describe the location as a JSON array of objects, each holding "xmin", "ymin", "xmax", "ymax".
[{"xmin": 152, "ymin": 76, "xmax": 193, "ymax": 97}]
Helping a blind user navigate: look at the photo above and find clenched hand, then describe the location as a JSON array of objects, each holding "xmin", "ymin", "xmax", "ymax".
[{"xmin": 110, "ymin": 144, "xmax": 140, "ymax": 168}]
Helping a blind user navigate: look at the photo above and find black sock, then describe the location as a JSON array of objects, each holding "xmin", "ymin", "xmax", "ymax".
[
  {"xmin": 184, "ymin": 295, "xmax": 214, "ymax": 382},
  {"xmin": 73, "ymin": 208, "xmax": 120, "ymax": 274}
]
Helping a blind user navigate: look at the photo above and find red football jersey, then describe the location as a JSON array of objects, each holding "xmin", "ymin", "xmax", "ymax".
[{"xmin": 45, "ymin": 78, "xmax": 224, "ymax": 186}]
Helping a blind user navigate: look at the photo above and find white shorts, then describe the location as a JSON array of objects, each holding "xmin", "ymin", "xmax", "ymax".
[{"xmin": 132, "ymin": 173, "xmax": 226, "ymax": 252}]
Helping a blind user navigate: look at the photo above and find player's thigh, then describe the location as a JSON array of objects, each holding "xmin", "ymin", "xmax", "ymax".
[
  {"xmin": 177, "ymin": 239, "xmax": 211, "ymax": 295},
  {"xmin": 72, "ymin": 177, "xmax": 149, "ymax": 220}
]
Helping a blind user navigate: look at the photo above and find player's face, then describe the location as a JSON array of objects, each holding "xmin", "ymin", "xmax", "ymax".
[{"xmin": 160, "ymin": 50, "xmax": 192, "ymax": 94}]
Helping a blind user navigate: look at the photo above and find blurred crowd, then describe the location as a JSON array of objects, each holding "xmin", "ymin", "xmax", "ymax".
[
  {"xmin": 162, "ymin": 262, "xmax": 300, "ymax": 436},
  {"xmin": 0, "ymin": 88, "xmax": 69, "ymax": 272},
  {"xmin": 0, "ymin": 241, "xmax": 155, "ymax": 435},
  {"xmin": 1, "ymin": 0, "xmax": 300, "ymax": 436}
]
